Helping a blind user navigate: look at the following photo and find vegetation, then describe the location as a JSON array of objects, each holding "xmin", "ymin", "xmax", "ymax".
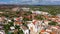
[
  {"xmin": 35, "ymin": 15, "xmax": 44, "ymax": 20},
  {"xmin": 23, "ymin": 23, "xmax": 28, "ymax": 29},
  {"xmin": 4, "ymin": 24, "xmax": 10, "ymax": 34},
  {"xmin": 0, "ymin": 6, "xmax": 60, "ymax": 17},
  {"xmin": 18, "ymin": 29, "xmax": 24, "ymax": 34},
  {"xmin": 48, "ymin": 21, "xmax": 58, "ymax": 26},
  {"xmin": 0, "ymin": 5, "xmax": 60, "ymax": 34},
  {"xmin": 30, "ymin": 6, "xmax": 60, "ymax": 15}
]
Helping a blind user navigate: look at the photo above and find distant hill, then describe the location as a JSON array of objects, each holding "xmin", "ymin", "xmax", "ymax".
[{"xmin": 0, "ymin": 5, "xmax": 60, "ymax": 15}]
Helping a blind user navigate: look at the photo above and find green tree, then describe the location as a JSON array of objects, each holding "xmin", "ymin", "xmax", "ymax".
[
  {"xmin": 15, "ymin": 25, "xmax": 20, "ymax": 29},
  {"xmin": 4, "ymin": 24, "xmax": 10, "ymax": 34},
  {"xmin": 23, "ymin": 23, "xmax": 28, "ymax": 29},
  {"xmin": 48, "ymin": 21, "xmax": 58, "ymax": 26},
  {"xmin": 35, "ymin": 15, "xmax": 43, "ymax": 20},
  {"xmin": 9, "ymin": 22, "xmax": 14, "ymax": 26},
  {"xmin": 18, "ymin": 29, "xmax": 24, "ymax": 34}
]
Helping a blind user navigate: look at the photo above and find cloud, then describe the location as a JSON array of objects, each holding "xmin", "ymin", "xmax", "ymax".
[
  {"xmin": 0, "ymin": 0, "xmax": 60, "ymax": 5},
  {"xmin": 0, "ymin": 2, "xmax": 7, "ymax": 4}
]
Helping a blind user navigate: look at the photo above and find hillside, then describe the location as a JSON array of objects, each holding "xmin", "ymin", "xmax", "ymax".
[{"xmin": 0, "ymin": 5, "xmax": 60, "ymax": 16}]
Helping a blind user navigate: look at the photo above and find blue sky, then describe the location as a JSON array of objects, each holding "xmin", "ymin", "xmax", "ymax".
[{"xmin": 0, "ymin": 0, "xmax": 60, "ymax": 5}]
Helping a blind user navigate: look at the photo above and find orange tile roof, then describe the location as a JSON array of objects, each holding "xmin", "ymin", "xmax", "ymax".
[
  {"xmin": 41, "ymin": 30, "xmax": 45, "ymax": 32},
  {"xmin": 16, "ymin": 18, "xmax": 20, "ymax": 20},
  {"xmin": 51, "ymin": 31, "xmax": 56, "ymax": 34},
  {"xmin": 15, "ymin": 22, "xmax": 22, "ymax": 25}
]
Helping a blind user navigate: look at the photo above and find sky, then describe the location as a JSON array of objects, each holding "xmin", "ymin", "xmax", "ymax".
[{"xmin": 0, "ymin": 0, "xmax": 60, "ymax": 5}]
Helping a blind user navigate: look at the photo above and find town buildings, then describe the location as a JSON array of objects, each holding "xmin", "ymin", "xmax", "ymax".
[{"xmin": 0, "ymin": 7, "xmax": 60, "ymax": 34}]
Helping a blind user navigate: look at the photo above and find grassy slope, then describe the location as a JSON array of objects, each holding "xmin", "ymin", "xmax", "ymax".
[
  {"xmin": 29, "ymin": 6, "xmax": 60, "ymax": 15},
  {"xmin": 0, "ymin": 5, "xmax": 60, "ymax": 15}
]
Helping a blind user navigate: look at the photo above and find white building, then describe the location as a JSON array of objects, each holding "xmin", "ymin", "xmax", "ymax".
[
  {"xmin": 31, "ymin": 10, "xmax": 42, "ymax": 14},
  {"xmin": 23, "ymin": 29, "xmax": 29, "ymax": 34},
  {"xmin": 19, "ymin": 16, "xmax": 23, "ymax": 21},
  {"xmin": 42, "ymin": 12, "xmax": 49, "ymax": 15},
  {"xmin": 31, "ymin": 10, "xmax": 49, "ymax": 15},
  {"xmin": 21, "ymin": 7, "xmax": 30, "ymax": 11},
  {"xmin": 20, "ymin": 25, "xmax": 29, "ymax": 34},
  {"xmin": 27, "ymin": 21, "xmax": 38, "ymax": 33},
  {"xmin": 0, "ymin": 30, "xmax": 5, "ymax": 34},
  {"xmin": 10, "ymin": 26, "xmax": 15, "ymax": 30}
]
